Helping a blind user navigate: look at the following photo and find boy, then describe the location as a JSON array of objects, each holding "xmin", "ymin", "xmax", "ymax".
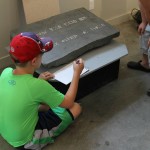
[{"xmin": 0, "ymin": 32, "xmax": 84, "ymax": 150}]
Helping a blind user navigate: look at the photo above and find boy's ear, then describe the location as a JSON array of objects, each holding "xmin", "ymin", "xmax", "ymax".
[{"xmin": 30, "ymin": 57, "xmax": 37, "ymax": 66}]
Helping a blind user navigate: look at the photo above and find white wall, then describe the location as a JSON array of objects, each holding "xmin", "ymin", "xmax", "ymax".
[
  {"xmin": 59, "ymin": 0, "xmax": 138, "ymax": 23},
  {"xmin": 59, "ymin": 0, "xmax": 89, "ymax": 13},
  {"xmin": 0, "ymin": 0, "xmax": 20, "ymax": 68},
  {"xmin": 127, "ymin": 0, "xmax": 139, "ymax": 12},
  {"xmin": 0, "ymin": 0, "xmax": 138, "ymax": 69}
]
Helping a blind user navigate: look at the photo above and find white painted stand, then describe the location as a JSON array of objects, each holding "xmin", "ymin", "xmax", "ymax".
[{"xmin": 37, "ymin": 40, "xmax": 128, "ymax": 77}]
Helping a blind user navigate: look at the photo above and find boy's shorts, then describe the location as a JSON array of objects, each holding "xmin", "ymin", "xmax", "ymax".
[
  {"xmin": 140, "ymin": 30, "xmax": 150, "ymax": 55},
  {"xmin": 16, "ymin": 107, "xmax": 74, "ymax": 150}
]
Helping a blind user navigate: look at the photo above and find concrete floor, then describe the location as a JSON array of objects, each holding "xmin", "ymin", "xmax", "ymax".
[{"xmin": 1, "ymin": 20, "xmax": 150, "ymax": 150}]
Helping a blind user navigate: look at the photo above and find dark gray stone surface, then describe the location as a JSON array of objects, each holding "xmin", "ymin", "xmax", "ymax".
[{"xmin": 11, "ymin": 8, "xmax": 120, "ymax": 68}]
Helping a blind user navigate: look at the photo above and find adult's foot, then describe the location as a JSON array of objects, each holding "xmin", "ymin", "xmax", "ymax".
[{"xmin": 127, "ymin": 60, "xmax": 150, "ymax": 72}]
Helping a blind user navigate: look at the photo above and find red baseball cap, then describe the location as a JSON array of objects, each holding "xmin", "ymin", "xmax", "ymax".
[{"xmin": 9, "ymin": 32, "xmax": 53, "ymax": 63}]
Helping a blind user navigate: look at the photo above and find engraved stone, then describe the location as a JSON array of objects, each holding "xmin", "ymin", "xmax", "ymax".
[{"xmin": 11, "ymin": 8, "xmax": 120, "ymax": 68}]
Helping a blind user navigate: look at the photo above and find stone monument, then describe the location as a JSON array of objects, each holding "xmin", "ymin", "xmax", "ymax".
[{"xmin": 11, "ymin": 8, "xmax": 120, "ymax": 68}]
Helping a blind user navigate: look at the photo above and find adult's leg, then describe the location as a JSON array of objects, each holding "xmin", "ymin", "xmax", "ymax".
[
  {"xmin": 127, "ymin": 30, "xmax": 150, "ymax": 72},
  {"xmin": 140, "ymin": 30, "xmax": 150, "ymax": 68},
  {"xmin": 140, "ymin": 53, "xmax": 150, "ymax": 69}
]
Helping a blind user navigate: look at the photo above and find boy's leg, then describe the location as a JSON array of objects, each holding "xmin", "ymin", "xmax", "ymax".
[
  {"xmin": 16, "ymin": 109, "xmax": 62, "ymax": 150},
  {"xmin": 38, "ymin": 104, "xmax": 50, "ymax": 112},
  {"xmin": 69, "ymin": 102, "xmax": 82, "ymax": 119},
  {"xmin": 16, "ymin": 103, "xmax": 81, "ymax": 149},
  {"xmin": 51, "ymin": 102, "xmax": 82, "ymax": 137}
]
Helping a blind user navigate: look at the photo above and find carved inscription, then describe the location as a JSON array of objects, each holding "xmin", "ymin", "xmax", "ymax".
[{"xmin": 37, "ymin": 16, "xmax": 106, "ymax": 47}]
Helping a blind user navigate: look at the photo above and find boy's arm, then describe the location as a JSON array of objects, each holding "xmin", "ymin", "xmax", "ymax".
[{"xmin": 59, "ymin": 58, "xmax": 84, "ymax": 108}]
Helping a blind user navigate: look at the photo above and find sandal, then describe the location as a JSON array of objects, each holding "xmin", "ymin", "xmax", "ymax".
[{"xmin": 127, "ymin": 60, "xmax": 150, "ymax": 72}]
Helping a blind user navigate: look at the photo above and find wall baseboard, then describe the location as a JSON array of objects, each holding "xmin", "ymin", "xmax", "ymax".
[
  {"xmin": 106, "ymin": 12, "xmax": 131, "ymax": 25},
  {"xmin": 0, "ymin": 55, "xmax": 13, "ymax": 69},
  {"xmin": 0, "ymin": 13, "xmax": 131, "ymax": 70}
]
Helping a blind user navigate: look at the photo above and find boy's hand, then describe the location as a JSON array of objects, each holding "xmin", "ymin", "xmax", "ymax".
[
  {"xmin": 38, "ymin": 71, "xmax": 54, "ymax": 80},
  {"xmin": 73, "ymin": 58, "xmax": 84, "ymax": 75}
]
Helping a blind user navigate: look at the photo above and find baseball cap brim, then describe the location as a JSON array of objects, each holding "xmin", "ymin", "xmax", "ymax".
[{"xmin": 40, "ymin": 37, "xmax": 53, "ymax": 53}]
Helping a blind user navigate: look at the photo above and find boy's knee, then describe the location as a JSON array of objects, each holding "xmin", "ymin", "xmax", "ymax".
[{"xmin": 69, "ymin": 103, "xmax": 82, "ymax": 119}]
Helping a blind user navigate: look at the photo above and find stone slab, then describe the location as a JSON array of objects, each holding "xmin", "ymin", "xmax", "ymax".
[{"xmin": 11, "ymin": 8, "xmax": 120, "ymax": 68}]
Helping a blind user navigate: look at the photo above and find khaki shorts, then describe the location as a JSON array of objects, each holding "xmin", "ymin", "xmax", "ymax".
[{"xmin": 140, "ymin": 30, "xmax": 150, "ymax": 55}]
